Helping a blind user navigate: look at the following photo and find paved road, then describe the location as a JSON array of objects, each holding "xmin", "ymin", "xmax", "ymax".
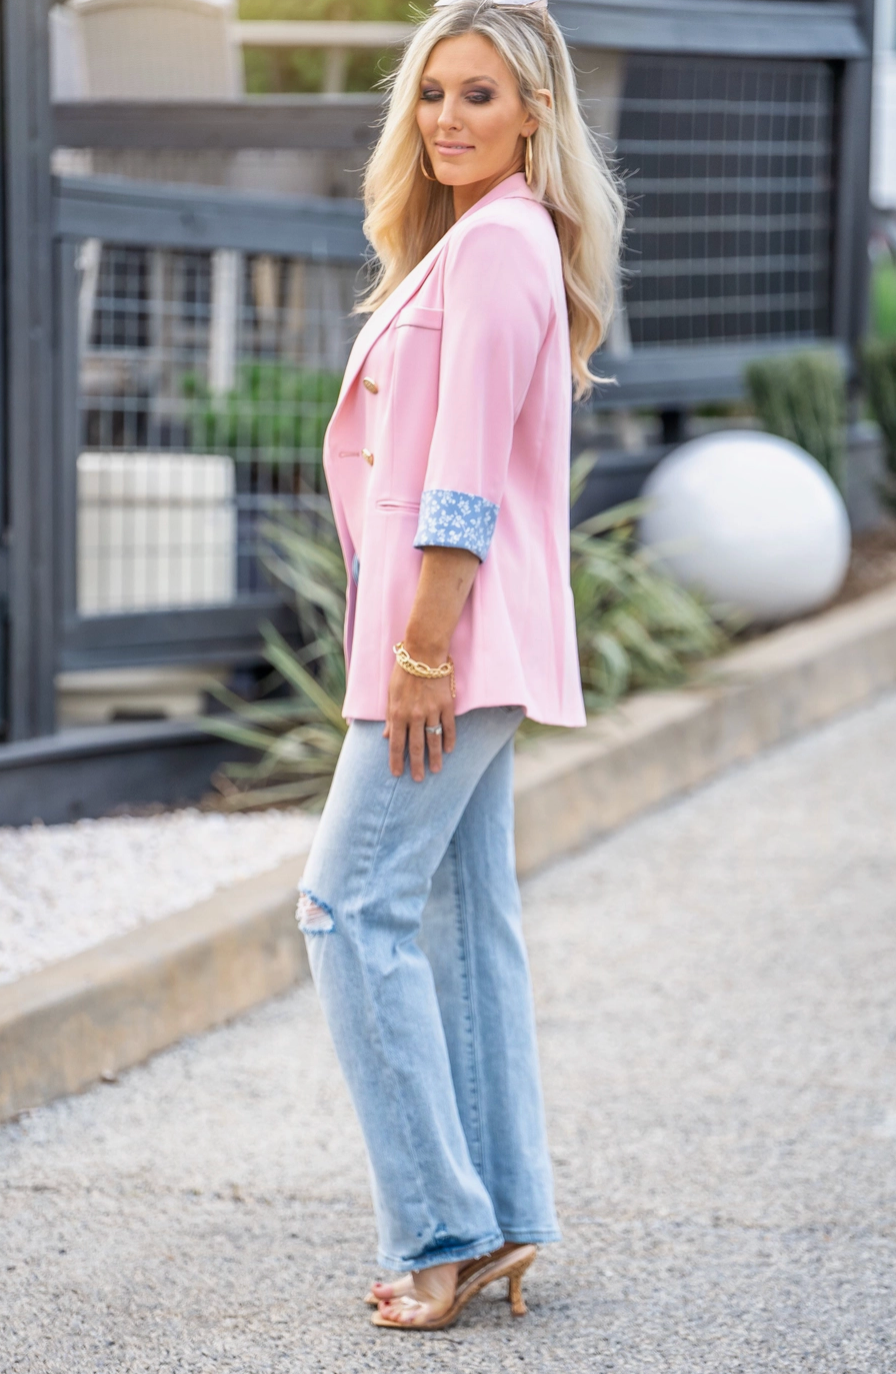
[{"xmin": 3, "ymin": 694, "xmax": 896, "ymax": 1373}]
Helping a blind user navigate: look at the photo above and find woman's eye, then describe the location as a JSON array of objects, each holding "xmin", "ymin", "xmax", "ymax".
[
  {"xmin": 421, "ymin": 88, "xmax": 442, "ymax": 101},
  {"xmin": 466, "ymin": 89, "xmax": 494, "ymax": 103}
]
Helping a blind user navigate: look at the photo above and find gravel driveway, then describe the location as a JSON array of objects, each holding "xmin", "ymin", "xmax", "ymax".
[{"xmin": 2, "ymin": 693, "xmax": 895, "ymax": 1373}]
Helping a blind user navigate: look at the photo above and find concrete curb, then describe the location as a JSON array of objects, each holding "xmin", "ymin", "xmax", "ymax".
[
  {"xmin": 2, "ymin": 582, "xmax": 895, "ymax": 1122},
  {"xmin": 0, "ymin": 858, "xmax": 308, "ymax": 1121},
  {"xmin": 513, "ymin": 582, "xmax": 896, "ymax": 873}
]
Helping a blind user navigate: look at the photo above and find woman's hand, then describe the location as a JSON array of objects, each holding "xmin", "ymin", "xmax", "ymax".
[
  {"xmin": 382, "ymin": 546, "xmax": 480, "ymax": 781},
  {"xmin": 384, "ymin": 655, "xmax": 456, "ymax": 781}
]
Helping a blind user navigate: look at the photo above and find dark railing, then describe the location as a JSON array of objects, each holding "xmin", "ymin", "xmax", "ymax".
[
  {"xmin": 0, "ymin": 0, "xmax": 874, "ymax": 756},
  {"xmin": 55, "ymin": 178, "xmax": 368, "ymax": 672}
]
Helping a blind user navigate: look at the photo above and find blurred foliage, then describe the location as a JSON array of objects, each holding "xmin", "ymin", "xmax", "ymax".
[
  {"xmin": 239, "ymin": 0, "xmax": 414, "ymax": 92},
  {"xmin": 201, "ymin": 503, "xmax": 349, "ymax": 809},
  {"xmin": 184, "ymin": 362, "xmax": 342, "ymax": 464},
  {"xmin": 744, "ymin": 350, "xmax": 846, "ymax": 491},
  {"xmin": 239, "ymin": 0, "xmax": 415, "ymax": 17},
  {"xmin": 870, "ymin": 259, "xmax": 896, "ymax": 340},
  {"xmin": 569, "ymin": 456, "xmax": 728, "ymax": 711},
  {"xmin": 861, "ymin": 338, "xmax": 896, "ymax": 513},
  {"xmin": 202, "ymin": 457, "xmax": 728, "ymax": 809}
]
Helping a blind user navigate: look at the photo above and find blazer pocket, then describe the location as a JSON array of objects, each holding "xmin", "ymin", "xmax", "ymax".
[
  {"xmin": 395, "ymin": 305, "xmax": 443, "ymax": 332},
  {"xmin": 375, "ymin": 498, "xmax": 421, "ymax": 522},
  {"xmin": 388, "ymin": 307, "xmax": 443, "ymax": 502}
]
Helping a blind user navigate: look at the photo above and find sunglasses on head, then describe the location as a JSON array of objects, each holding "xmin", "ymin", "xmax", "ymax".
[{"xmin": 433, "ymin": 0, "xmax": 548, "ymax": 10}]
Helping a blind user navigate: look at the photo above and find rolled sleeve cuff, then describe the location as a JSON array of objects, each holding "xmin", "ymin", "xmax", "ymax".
[{"xmin": 413, "ymin": 488, "xmax": 499, "ymax": 561}]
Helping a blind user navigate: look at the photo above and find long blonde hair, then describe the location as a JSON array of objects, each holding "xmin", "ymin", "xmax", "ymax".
[{"xmin": 358, "ymin": 0, "xmax": 624, "ymax": 400}]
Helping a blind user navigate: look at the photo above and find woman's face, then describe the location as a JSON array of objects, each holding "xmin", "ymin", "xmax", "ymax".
[{"xmin": 415, "ymin": 32, "xmax": 538, "ymax": 202}]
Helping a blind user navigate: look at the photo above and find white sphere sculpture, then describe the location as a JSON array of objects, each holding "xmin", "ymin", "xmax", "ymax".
[{"xmin": 639, "ymin": 431, "xmax": 851, "ymax": 623}]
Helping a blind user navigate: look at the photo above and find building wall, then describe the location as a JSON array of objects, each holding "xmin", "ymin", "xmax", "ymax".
[{"xmin": 872, "ymin": 0, "xmax": 896, "ymax": 208}]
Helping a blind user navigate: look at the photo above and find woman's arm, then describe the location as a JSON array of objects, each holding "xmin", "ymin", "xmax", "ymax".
[
  {"xmin": 384, "ymin": 221, "xmax": 548, "ymax": 780},
  {"xmin": 384, "ymin": 546, "xmax": 480, "ymax": 781}
]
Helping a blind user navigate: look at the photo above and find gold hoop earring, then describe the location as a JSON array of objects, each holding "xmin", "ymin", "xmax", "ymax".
[
  {"xmin": 524, "ymin": 134, "xmax": 534, "ymax": 186},
  {"xmin": 419, "ymin": 147, "xmax": 437, "ymax": 182}
]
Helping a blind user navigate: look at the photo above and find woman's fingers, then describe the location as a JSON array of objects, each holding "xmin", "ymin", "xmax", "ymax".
[
  {"xmin": 388, "ymin": 717, "xmax": 406, "ymax": 777},
  {"xmin": 425, "ymin": 717, "xmax": 443, "ymax": 773},
  {"xmin": 441, "ymin": 705, "xmax": 457, "ymax": 754},
  {"xmin": 386, "ymin": 662, "xmax": 456, "ymax": 780},
  {"xmin": 407, "ymin": 716, "xmax": 426, "ymax": 782}
]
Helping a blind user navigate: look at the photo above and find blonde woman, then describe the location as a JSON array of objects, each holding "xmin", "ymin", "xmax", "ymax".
[{"xmin": 296, "ymin": 0, "xmax": 622, "ymax": 1331}]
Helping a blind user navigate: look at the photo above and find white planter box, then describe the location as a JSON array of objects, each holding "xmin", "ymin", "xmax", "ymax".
[{"xmin": 77, "ymin": 450, "xmax": 237, "ymax": 614}]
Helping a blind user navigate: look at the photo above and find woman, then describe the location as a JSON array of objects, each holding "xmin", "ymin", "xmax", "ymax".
[{"xmin": 296, "ymin": 0, "xmax": 622, "ymax": 1331}]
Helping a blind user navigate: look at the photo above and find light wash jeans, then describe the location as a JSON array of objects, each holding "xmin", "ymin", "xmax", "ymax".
[{"xmin": 297, "ymin": 705, "xmax": 561, "ymax": 1272}]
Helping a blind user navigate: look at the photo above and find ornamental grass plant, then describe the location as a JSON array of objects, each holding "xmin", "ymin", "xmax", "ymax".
[
  {"xmin": 201, "ymin": 503, "xmax": 348, "ymax": 810},
  {"xmin": 568, "ymin": 455, "xmax": 727, "ymax": 710},
  {"xmin": 201, "ymin": 460, "xmax": 728, "ymax": 809},
  {"xmin": 860, "ymin": 338, "xmax": 896, "ymax": 514},
  {"xmin": 744, "ymin": 350, "xmax": 847, "ymax": 490}
]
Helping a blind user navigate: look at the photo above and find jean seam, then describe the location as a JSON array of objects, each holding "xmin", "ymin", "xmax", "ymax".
[
  {"xmin": 349, "ymin": 767, "xmax": 440, "ymax": 1245},
  {"xmin": 451, "ymin": 825, "xmax": 486, "ymax": 1181}
]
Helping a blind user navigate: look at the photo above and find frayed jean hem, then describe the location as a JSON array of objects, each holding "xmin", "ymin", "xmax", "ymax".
[
  {"xmin": 498, "ymin": 1227, "xmax": 562, "ymax": 1244},
  {"xmin": 378, "ymin": 1230, "xmax": 506, "ymax": 1274}
]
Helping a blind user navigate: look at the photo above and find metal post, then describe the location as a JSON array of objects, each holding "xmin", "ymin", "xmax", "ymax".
[
  {"xmin": 851, "ymin": 0, "xmax": 876, "ymax": 346},
  {"xmin": 1, "ymin": 0, "xmax": 57, "ymax": 739},
  {"xmin": 831, "ymin": 0, "xmax": 875, "ymax": 352}
]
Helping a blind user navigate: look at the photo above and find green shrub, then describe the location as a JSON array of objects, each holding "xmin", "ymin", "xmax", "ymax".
[
  {"xmin": 185, "ymin": 362, "xmax": 342, "ymax": 466},
  {"xmin": 861, "ymin": 338, "xmax": 896, "ymax": 513},
  {"xmin": 744, "ymin": 350, "xmax": 846, "ymax": 490},
  {"xmin": 871, "ymin": 259, "xmax": 896, "ymax": 340}
]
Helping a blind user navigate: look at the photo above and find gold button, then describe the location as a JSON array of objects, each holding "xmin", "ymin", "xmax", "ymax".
[
  {"xmin": 362, "ymin": 448, "xmax": 374, "ymax": 466},
  {"xmin": 362, "ymin": 376, "xmax": 379, "ymax": 394}
]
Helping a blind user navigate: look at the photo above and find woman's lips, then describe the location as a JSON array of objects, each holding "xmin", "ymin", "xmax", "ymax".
[{"xmin": 433, "ymin": 143, "xmax": 474, "ymax": 156}]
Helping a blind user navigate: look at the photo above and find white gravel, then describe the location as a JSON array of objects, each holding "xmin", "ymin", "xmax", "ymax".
[{"xmin": 0, "ymin": 808, "xmax": 319, "ymax": 985}]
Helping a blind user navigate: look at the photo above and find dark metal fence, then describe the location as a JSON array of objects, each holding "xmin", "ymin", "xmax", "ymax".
[
  {"xmin": 616, "ymin": 56, "xmax": 837, "ymax": 349},
  {"xmin": 0, "ymin": 0, "xmax": 875, "ymax": 752},
  {"xmin": 54, "ymin": 178, "xmax": 367, "ymax": 672},
  {"xmin": 77, "ymin": 241, "xmax": 357, "ymax": 609}
]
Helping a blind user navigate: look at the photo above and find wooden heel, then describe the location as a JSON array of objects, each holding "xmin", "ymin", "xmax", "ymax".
[{"xmin": 508, "ymin": 1270, "xmax": 528, "ymax": 1317}]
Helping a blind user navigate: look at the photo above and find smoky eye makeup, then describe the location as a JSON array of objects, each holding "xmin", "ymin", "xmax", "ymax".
[{"xmin": 420, "ymin": 77, "xmax": 499, "ymax": 102}]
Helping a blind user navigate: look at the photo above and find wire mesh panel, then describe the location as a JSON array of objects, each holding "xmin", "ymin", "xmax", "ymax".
[
  {"xmin": 76, "ymin": 241, "xmax": 359, "ymax": 613},
  {"xmin": 615, "ymin": 55, "xmax": 837, "ymax": 348}
]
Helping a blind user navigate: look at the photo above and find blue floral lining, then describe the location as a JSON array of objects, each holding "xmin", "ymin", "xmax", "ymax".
[{"xmin": 413, "ymin": 489, "xmax": 499, "ymax": 561}]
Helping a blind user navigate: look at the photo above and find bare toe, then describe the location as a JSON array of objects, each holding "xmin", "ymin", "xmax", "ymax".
[
  {"xmin": 378, "ymin": 1296, "xmax": 428, "ymax": 1326},
  {"xmin": 366, "ymin": 1274, "xmax": 414, "ymax": 1305}
]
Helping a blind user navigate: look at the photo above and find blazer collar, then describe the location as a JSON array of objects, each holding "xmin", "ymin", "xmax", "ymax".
[{"xmin": 338, "ymin": 173, "xmax": 537, "ymax": 404}]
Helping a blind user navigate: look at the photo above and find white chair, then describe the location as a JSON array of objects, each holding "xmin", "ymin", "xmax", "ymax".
[{"xmin": 69, "ymin": 0, "xmax": 241, "ymax": 99}]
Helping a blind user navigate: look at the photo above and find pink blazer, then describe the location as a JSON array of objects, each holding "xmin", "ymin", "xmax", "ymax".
[{"xmin": 323, "ymin": 171, "xmax": 586, "ymax": 728}]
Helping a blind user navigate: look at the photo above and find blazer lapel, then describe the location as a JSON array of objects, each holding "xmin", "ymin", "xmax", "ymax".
[
  {"xmin": 336, "ymin": 239, "xmax": 445, "ymax": 404},
  {"xmin": 335, "ymin": 173, "xmax": 538, "ymax": 405}
]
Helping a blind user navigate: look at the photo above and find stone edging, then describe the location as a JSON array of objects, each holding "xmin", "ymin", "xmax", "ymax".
[{"xmin": 2, "ymin": 583, "xmax": 895, "ymax": 1123}]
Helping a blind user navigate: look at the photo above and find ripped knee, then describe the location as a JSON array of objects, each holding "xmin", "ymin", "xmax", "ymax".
[{"xmin": 296, "ymin": 887, "xmax": 335, "ymax": 934}]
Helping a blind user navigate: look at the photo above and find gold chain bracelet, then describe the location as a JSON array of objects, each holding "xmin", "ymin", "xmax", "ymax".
[{"xmin": 392, "ymin": 641, "xmax": 456, "ymax": 699}]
